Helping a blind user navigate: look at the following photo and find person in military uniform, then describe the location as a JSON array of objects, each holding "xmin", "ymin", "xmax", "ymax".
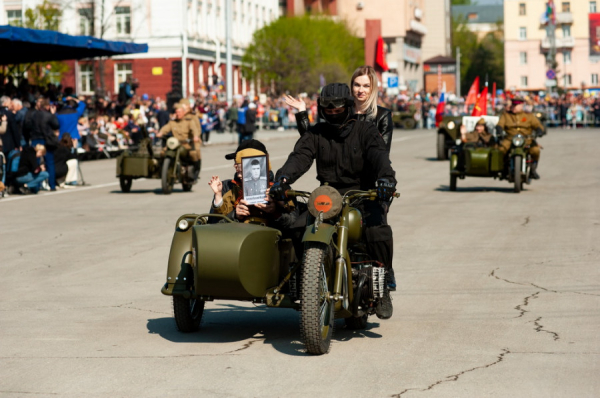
[
  {"xmin": 157, "ymin": 102, "xmax": 202, "ymax": 179},
  {"xmin": 497, "ymin": 97, "xmax": 544, "ymax": 179},
  {"xmin": 460, "ymin": 118, "xmax": 495, "ymax": 147},
  {"xmin": 244, "ymin": 159, "xmax": 267, "ymax": 197}
]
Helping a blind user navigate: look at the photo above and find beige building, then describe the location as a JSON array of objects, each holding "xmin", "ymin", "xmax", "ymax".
[
  {"xmin": 422, "ymin": 0, "xmax": 452, "ymax": 62},
  {"xmin": 505, "ymin": 0, "xmax": 600, "ymax": 92}
]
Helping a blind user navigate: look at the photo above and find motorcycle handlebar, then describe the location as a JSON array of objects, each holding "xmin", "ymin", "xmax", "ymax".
[{"xmin": 283, "ymin": 189, "xmax": 400, "ymax": 200}]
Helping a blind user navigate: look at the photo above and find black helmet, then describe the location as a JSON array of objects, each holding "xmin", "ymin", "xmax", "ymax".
[{"xmin": 318, "ymin": 83, "xmax": 353, "ymax": 127}]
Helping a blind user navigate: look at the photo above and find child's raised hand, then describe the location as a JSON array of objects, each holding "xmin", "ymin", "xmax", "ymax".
[{"xmin": 208, "ymin": 175, "xmax": 222, "ymax": 195}]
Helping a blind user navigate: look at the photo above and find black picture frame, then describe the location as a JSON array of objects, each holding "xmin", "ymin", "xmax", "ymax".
[{"xmin": 241, "ymin": 154, "xmax": 268, "ymax": 205}]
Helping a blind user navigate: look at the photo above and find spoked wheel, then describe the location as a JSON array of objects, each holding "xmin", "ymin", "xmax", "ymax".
[
  {"xmin": 513, "ymin": 155, "xmax": 522, "ymax": 193},
  {"xmin": 300, "ymin": 243, "xmax": 334, "ymax": 355},
  {"xmin": 119, "ymin": 177, "xmax": 132, "ymax": 193},
  {"xmin": 161, "ymin": 158, "xmax": 175, "ymax": 195},
  {"xmin": 173, "ymin": 295, "xmax": 205, "ymax": 332},
  {"xmin": 344, "ymin": 314, "xmax": 368, "ymax": 330}
]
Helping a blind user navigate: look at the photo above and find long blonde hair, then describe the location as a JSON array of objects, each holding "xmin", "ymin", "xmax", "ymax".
[{"xmin": 350, "ymin": 66, "xmax": 378, "ymax": 116}]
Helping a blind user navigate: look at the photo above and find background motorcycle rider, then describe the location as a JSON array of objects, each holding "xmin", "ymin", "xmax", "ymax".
[
  {"xmin": 157, "ymin": 102, "xmax": 202, "ymax": 179},
  {"xmin": 497, "ymin": 97, "xmax": 544, "ymax": 179},
  {"xmin": 272, "ymin": 82, "xmax": 397, "ymax": 319},
  {"xmin": 460, "ymin": 118, "xmax": 495, "ymax": 147}
]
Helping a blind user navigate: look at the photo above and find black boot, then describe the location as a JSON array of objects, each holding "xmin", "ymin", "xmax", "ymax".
[
  {"xmin": 530, "ymin": 161, "xmax": 540, "ymax": 179},
  {"xmin": 375, "ymin": 289, "xmax": 393, "ymax": 319},
  {"xmin": 193, "ymin": 160, "xmax": 202, "ymax": 180}
]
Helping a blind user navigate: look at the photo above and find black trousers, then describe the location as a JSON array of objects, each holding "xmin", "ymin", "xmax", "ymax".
[{"xmin": 359, "ymin": 200, "xmax": 394, "ymax": 271}]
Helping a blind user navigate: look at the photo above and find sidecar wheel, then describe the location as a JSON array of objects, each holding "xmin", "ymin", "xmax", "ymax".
[
  {"xmin": 162, "ymin": 158, "xmax": 175, "ymax": 195},
  {"xmin": 344, "ymin": 314, "xmax": 368, "ymax": 330},
  {"xmin": 173, "ymin": 296, "xmax": 205, "ymax": 332},
  {"xmin": 119, "ymin": 177, "xmax": 132, "ymax": 193},
  {"xmin": 437, "ymin": 133, "xmax": 448, "ymax": 160},
  {"xmin": 513, "ymin": 155, "xmax": 522, "ymax": 193},
  {"xmin": 300, "ymin": 243, "xmax": 334, "ymax": 355}
]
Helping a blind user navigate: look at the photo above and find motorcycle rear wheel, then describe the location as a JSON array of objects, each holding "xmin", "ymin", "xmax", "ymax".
[
  {"xmin": 119, "ymin": 177, "xmax": 132, "ymax": 193},
  {"xmin": 344, "ymin": 314, "xmax": 368, "ymax": 330},
  {"xmin": 173, "ymin": 296, "xmax": 205, "ymax": 332},
  {"xmin": 162, "ymin": 158, "xmax": 175, "ymax": 195},
  {"xmin": 300, "ymin": 243, "xmax": 334, "ymax": 355}
]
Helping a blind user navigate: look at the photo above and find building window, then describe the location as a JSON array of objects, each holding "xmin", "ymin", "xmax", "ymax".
[
  {"xmin": 520, "ymin": 52, "xmax": 528, "ymax": 65},
  {"xmin": 80, "ymin": 64, "xmax": 95, "ymax": 94},
  {"xmin": 592, "ymin": 73, "xmax": 599, "ymax": 85},
  {"xmin": 562, "ymin": 2, "xmax": 570, "ymax": 12},
  {"xmin": 79, "ymin": 8, "xmax": 94, "ymax": 36},
  {"xmin": 7, "ymin": 10, "xmax": 22, "ymax": 26},
  {"xmin": 563, "ymin": 51, "xmax": 571, "ymax": 65},
  {"xmin": 519, "ymin": 27, "xmax": 527, "ymax": 40},
  {"xmin": 521, "ymin": 76, "xmax": 528, "ymax": 87},
  {"xmin": 115, "ymin": 7, "xmax": 131, "ymax": 36},
  {"xmin": 563, "ymin": 73, "xmax": 572, "ymax": 86},
  {"xmin": 591, "ymin": 2, "xmax": 598, "ymax": 13},
  {"xmin": 562, "ymin": 25, "xmax": 571, "ymax": 37},
  {"xmin": 115, "ymin": 63, "xmax": 132, "ymax": 93},
  {"xmin": 519, "ymin": 3, "xmax": 526, "ymax": 15}
]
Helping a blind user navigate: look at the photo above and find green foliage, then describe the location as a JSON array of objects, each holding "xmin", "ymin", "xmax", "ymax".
[
  {"xmin": 242, "ymin": 15, "xmax": 364, "ymax": 95},
  {"xmin": 452, "ymin": 0, "xmax": 473, "ymax": 4},
  {"xmin": 452, "ymin": 15, "xmax": 504, "ymax": 93},
  {"xmin": 20, "ymin": 0, "xmax": 68, "ymax": 86}
]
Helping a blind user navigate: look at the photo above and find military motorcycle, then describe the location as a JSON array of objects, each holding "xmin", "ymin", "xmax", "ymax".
[
  {"xmin": 116, "ymin": 139, "xmax": 162, "ymax": 193},
  {"xmin": 449, "ymin": 120, "xmax": 539, "ymax": 193},
  {"xmin": 161, "ymin": 136, "xmax": 198, "ymax": 194},
  {"xmin": 161, "ymin": 186, "xmax": 400, "ymax": 355}
]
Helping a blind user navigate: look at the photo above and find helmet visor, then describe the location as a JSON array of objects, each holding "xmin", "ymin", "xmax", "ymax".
[{"xmin": 320, "ymin": 97, "xmax": 348, "ymax": 109}]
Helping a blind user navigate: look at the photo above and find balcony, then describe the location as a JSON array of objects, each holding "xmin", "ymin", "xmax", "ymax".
[
  {"xmin": 541, "ymin": 36, "xmax": 575, "ymax": 49},
  {"xmin": 556, "ymin": 12, "xmax": 573, "ymax": 24}
]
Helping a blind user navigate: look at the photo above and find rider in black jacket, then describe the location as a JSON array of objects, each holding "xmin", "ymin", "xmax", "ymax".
[{"xmin": 273, "ymin": 83, "xmax": 397, "ymax": 319}]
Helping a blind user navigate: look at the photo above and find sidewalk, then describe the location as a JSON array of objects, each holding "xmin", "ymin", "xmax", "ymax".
[{"xmin": 202, "ymin": 128, "xmax": 299, "ymax": 146}]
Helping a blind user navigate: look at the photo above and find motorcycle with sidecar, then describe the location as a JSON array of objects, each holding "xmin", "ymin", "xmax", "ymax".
[
  {"xmin": 160, "ymin": 186, "xmax": 399, "ymax": 355},
  {"xmin": 116, "ymin": 136, "xmax": 198, "ymax": 194},
  {"xmin": 449, "ymin": 116, "xmax": 539, "ymax": 193}
]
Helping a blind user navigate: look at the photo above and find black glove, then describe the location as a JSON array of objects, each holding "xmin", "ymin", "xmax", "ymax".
[
  {"xmin": 377, "ymin": 179, "xmax": 396, "ymax": 202},
  {"xmin": 270, "ymin": 178, "xmax": 291, "ymax": 201}
]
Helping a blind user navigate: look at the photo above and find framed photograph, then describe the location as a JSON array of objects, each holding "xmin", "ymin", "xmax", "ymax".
[{"xmin": 241, "ymin": 154, "xmax": 269, "ymax": 205}]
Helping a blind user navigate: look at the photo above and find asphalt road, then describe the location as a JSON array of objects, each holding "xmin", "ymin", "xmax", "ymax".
[{"xmin": 1, "ymin": 128, "xmax": 599, "ymax": 398}]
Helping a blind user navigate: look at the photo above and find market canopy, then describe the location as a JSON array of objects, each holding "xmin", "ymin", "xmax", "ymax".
[{"xmin": 0, "ymin": 25, "xmax": 148, "ymax": 65}]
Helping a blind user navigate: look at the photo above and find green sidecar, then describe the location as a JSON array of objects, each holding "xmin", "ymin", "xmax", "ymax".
[{"xmin": 116, "ymin": 140, "xmax": 162, "ymax": 193}]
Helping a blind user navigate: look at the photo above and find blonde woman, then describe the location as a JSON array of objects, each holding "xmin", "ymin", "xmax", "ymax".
[
  {"xmin": 15, "ymin": 144, "xmax": 49, "ymax": 194},
  {"xmin": 285, "ymin": 65, "xmax": 394, "ymax": 151}
]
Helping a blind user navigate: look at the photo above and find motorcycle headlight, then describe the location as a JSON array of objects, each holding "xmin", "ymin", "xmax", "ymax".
[
  {"xmin": 455, "ymin": 139, "xmax": 462, "ymax": 145},
  {"xmin": 512, "ymin": 134, "xmax": 525, "ymax": 147},
  {"xmin": 166, "ymin": 137, "xmax": 179, "ymax": 150},
  {"xmin": 536, "ymin": 113, "xmax": 542, "ymax": 118},
  {"xmin": 178, "ymin": 219, "xmax": 190, "ymax": 231},
  {"xmin": 447, "ymin": 121, "xmax": 455, "ymax": 130}
]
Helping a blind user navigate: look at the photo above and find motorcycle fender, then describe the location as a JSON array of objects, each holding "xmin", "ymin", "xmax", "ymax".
[
  {"xmin": 302, "ymin": 223, "xmax": 336, "ymax": 245},
  {"xmin": 511, "ymin": 147, "xmax": 526, "ymax": 157},
  {"xmin": 161, "ymin": 215, "xmax": 196, "ymax": 296}
]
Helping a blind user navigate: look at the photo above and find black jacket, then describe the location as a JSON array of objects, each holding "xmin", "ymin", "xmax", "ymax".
[
  {"xmin": 276, "ymin": 119, "xmax": 396, "ymax": 192},
  {"xmin": 16, "ymin": 146, "xmax": 39, "ymax": 177},
  {"xmin": 1, "ymin": 107, "xmax": 22, "ymax": 154},
  {"xmin": 294, "ymin": 106, "xmax": 393, "ymax": 152},
  {"xmin": 23, "ymin": 108, "xmax": 42, "ymax": 142}
]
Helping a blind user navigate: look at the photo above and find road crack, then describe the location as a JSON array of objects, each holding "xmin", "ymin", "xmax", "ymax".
[
  {"xmin": 521, "ymin": 216, "xmax": 530, "ymax": 226},
  {"xmin": 531, "ymin": 317, "xmax": 560, "ymax": 341},
  {"xmin": 226, "ymin": 339, "xmax": 261, "ymax": 353},
  {"xmin": 490, "ymin": 268, "xmax": 600, "ymax": 297},
  {"xmin": 515, "ymin": 292, "xmax": 539, "ymax": 318},
  {"xmin": 391, "ymin": 349, "xmax": 510, "ymax": 397}
]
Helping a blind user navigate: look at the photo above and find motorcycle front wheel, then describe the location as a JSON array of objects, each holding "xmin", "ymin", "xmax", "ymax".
[
  {"xmin": 513, "ymin": 155, "xmax": 522, "ymax": 193},
  {"xmin": 300, "ymin": 243, "xmax": 334, "ymax": 355},
  {"xmin": 161, "ymin": 157, "xmax": 175, "ymax": 195},
  {"xmin": 119, "ymin": 176, "xmax": 132, "ymax": 193},
  {"xmin": 173, "ymin": 295, "xmax": 205, "ymax": 332}
]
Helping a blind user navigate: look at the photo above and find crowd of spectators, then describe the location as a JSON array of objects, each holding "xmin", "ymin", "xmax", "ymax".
[{"xmin": 2, "ymin": 73, "xmax": 600, "ymax": 196}]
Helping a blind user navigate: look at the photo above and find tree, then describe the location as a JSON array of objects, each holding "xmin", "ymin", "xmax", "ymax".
[
  {"xmin": 452, "ymin": 15, "xmax": 505, "ymax": 93},
  {"xmin": 22, "ymin": 0, "xmax": 70, "ymax": 86},
  {"xmin": 242, "ymin": 15, "xmax": 364, "ymax": 95},
  {"xmin": 452, "ymin": 0, "xmax": 473, "ymax": 4}
]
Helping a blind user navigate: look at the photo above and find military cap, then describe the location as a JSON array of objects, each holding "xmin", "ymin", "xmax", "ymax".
[
  {"xmin": 476, "ymin": 118, "xmax": 486, "ymax": 126},
  {"xmin": 511, "ymin": 96, "xmax": 525, "ymax": 105},
  {"xmin": 225, "ymin": 139, "xmax": 268, "ymax": 160}
]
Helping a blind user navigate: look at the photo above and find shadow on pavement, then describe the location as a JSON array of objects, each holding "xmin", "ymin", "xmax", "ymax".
[
  {"xmin": 418, "ymin": 157, "xmax": 441, "ymax": 162},
  {"xmin": 435, "ymin": 185, "xmax": 517, "ymax": 194},
  {"xmin": 147, "ymin": 303, "xmax": 384, "ymax": 356},
  {"xmin": 109, "ymin": 188, "xmax": 193, "ymax": 195}
]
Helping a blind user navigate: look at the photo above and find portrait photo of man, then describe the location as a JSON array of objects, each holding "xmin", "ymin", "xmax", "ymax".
[{"xmin": 242, "ymin": 155, "xmax": 268, "ymax": 204}]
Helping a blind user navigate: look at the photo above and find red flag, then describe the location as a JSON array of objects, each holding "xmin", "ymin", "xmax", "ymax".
[
  {"xmin": 375, "ymin": 36, "xmax": 389, "ymax": 71},
  {"xmin": 472, "ymin": 86, "xmax": 488, "ymax": 116},
  {"xmin": 465, "ymin": 77, "xmax": 480, "ymax": 106},
  {"xmin": 435, "ymin": 92, "xmax": 446, "ymax": 127}
]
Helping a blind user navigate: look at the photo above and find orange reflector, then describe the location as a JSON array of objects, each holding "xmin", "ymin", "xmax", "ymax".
[{"xmin": 314, "ymin": 195, "xmax": 333, "ymax": 213}]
